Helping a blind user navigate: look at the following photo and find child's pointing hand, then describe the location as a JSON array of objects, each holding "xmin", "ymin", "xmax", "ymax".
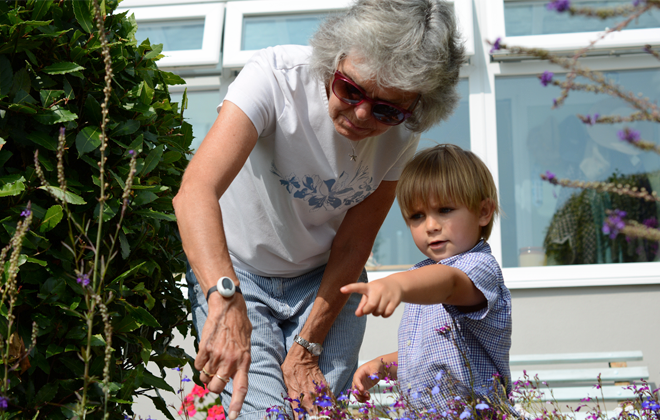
[{"xmin": 340, "ymin": 277, "xmax": 404, "ymax": 318}]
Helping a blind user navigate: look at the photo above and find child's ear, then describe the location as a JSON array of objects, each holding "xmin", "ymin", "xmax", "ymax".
[{"xmin": 478, "ymin": 199, "xmax": 495, "ymax": 227}]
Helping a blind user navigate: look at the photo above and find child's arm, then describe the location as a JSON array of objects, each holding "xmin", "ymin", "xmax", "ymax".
[
  {"xmin": 340, "ymin": 264, "xmax": 485, "ymax": 317},
  {"xmin": 352, "ymin": 352, "xmax": 398, "ymax": 403}
]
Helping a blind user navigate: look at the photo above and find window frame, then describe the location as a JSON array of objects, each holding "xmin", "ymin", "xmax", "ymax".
[
  {"xmin": 489, "ymin": 0, "xmax": 660, "ymax": 61},
  {"xmin": 222, "ymin": 0, "xmax": 475, "ymax": 70},
  {"xmin": 115, "ymin": 2, "xmax": 224, "ymax": 68}
]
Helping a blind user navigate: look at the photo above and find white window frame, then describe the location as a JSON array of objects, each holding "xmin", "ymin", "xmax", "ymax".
[
  {"xmin": 222, "ymin": 0, "xmax": 475, "ymax": 70},
  {"xmin": 116, "ymin": 3, "xmax": 224, "ymax": 68},
  {"xmin": 488, "ymin": 0, "xmax": 660, "ymax": 60}
]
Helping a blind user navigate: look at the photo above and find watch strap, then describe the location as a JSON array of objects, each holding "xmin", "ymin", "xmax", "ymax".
[{"xmin": 206, "ymin": 284, "xmax": 242, "ymax": 301}]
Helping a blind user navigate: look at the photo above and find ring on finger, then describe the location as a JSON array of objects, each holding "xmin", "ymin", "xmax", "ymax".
[
  {"xmin": 216, "ymin": 374, "xmax": 230, "ymax": 383},
  {"xmin": 201, "ymin": 368, "xmax": 212, "ymax": 376}
]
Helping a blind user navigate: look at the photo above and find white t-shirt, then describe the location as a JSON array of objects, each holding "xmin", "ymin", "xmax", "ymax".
[{"xmin": 220, "ymin": 45, "xmax": 420, "ymax": 277}]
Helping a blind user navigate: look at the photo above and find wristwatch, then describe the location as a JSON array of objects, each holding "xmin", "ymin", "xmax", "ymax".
[
  {"xmin": 206, "ymin": 276, "xmax": 242, "ymax": 301},
  {"xmin": 293, "ymin": 334, "xmax": 323, "ymax": 356}
]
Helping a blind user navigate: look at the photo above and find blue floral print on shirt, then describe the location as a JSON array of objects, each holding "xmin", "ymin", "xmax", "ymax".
[{"xmin": 271, "ymin": 162, "xmax": 374, "ymax": 212}]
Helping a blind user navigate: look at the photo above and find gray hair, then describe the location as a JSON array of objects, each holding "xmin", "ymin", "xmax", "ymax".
[{"xmin": 310, "ymin": 0, "xmax": 466, "ymax": 133}]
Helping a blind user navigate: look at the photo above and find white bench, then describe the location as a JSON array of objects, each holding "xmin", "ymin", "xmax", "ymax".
[{"xmin": 510, "ymin": 351, "xmax": 649, "ymax": 402}]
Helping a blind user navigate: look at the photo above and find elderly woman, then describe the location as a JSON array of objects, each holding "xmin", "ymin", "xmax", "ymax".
[{"xmin": 172, "ymin": 0, "xmax": 465, "ymax": 418}]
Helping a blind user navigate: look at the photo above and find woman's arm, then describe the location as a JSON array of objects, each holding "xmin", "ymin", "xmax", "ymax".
[
  {"xmin": 280, "ymin": 180, "xmax": 398, "ymax": 411},
  {"xmin": 173, "ymin": 101, "xmax": 258, "ymax": 420}
]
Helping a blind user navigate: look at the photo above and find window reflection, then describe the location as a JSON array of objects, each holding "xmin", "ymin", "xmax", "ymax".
[
  {"xmin": 505, "ymin": 0, "xmax": 660, "ymax": 36},
  {"xmin": 135, "ymin": 19, "xmax": 205, "ymax": 51},
  {"xmin": 496, "ymin": 69, "xmax": 660, "ymax": 267},
  {"xmin": 242, "ymin": 13, "xmax": 327, "ymax": 50},
  {"xmin": 370, "ymin": 79, "xmax": 470, "ymax": 269}
]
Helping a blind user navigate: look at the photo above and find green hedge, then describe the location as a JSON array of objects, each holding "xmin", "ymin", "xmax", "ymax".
[{"xmin": 0, "ymin": 0, "xmax": 193, "ymax": 418}]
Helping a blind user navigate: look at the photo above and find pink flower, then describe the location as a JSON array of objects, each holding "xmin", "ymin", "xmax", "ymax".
[
  {"xmin": 191, "ymin": 384, "xmax": 209, "ymax": 397},
  {"xmin": 208, "ymin": 405, "xmax": 226, "ymax": 420}
]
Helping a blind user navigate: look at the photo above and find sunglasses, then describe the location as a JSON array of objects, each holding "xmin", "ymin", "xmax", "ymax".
[{"xmin": 331, "ymin": 70, "xmax": 418, "ymax": 126}]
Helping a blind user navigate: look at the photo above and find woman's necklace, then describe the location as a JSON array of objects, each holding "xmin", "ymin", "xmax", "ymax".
[{"xmin": 346, "ymin": 138, "xmax": 357, "ymax": 161}]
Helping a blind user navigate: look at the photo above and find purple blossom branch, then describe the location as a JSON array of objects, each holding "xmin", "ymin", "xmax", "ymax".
[
  {"xmin": 603, "ymin": 212, "xmax": 660, "ymax": 241},
  {"xmin": 540, "ymin": 172, "xmax": 660, "ymax": 202},
  {"xmin": 493, "ymin": 41, "xmax": 660, "ymax": 120}
]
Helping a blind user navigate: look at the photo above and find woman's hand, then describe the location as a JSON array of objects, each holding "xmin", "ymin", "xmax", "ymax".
[
  {"xmin": 195, "ymin": 293, "xmax": 252, "ymax": 420},
  {"xmin": 340, "ymin": 276, "xmax": 404, "ymax": 318},
  {"xmin": 281, "ymin": 344, "xmax": 329, "ymax": 419}
]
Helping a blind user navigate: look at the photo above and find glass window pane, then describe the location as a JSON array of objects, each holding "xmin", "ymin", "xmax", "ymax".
[
  {"xmin": 135, "ymin": 19, "xmax": 205, "ymax": 51},
  {"xmin": 496, "ymin": 69, "xmax": 660, "ymax": 268},
  {"xmin": 242, "ymin": 13, "xmax": 327, "ymax": 50},
  {"xmin": 370, "ymin": 79, "xmax": 470, "ymax": 269},
  {"xmin": 170, "ymin": 90, "xmax": 222, "ymax": 152},
  {"xmin": 505, "ymin": 1, "xmax": 660, "ymax": 36}
]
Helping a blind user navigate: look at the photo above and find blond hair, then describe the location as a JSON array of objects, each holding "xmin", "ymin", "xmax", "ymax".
[{"xmin": 396, "ymin": 144, "xmax": 500, "ymax": 240}]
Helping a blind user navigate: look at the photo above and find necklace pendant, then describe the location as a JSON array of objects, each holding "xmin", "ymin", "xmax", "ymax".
[{"xmin": 349, "ymin": 153, "xmax": 357, "ymax": 161}]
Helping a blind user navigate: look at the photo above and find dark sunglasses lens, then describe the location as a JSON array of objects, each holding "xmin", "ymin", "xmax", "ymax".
[
  {"xmin": 334, "ymin": 78, "xmax": 363, "ymax": 104},
  {"xmin": 373, "ymin": 104, "xmax": 405, "ymax": 125}
]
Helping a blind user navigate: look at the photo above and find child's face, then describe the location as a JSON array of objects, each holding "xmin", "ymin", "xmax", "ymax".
[{"xmin": 407, "ymin": 198, "xmax": 492, "ymax": 262}]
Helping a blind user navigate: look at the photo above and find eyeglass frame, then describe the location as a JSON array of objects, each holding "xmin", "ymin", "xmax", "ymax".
[{"xmin": 331, "ymin": 70, "xmax": 420, "ymax": 126}]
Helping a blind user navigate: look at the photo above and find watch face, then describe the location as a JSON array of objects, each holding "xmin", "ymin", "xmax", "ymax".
[
  {"xmin": 217, "ymin": 276, "xmax": 235, "ymax": 297},
  {"xmin": 308, "ymin": 343, "xmax": 322, "ymax": 356}
]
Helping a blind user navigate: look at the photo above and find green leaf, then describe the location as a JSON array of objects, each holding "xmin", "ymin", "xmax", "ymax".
[
  {"xmin": 144, "ymin": 43, "xmax": 164, "ymax": 61},
  {"xmin": 90, "ymin": 334, "xmax": 106, "ymax": 346},
  {"xmin": 31, "ymin": 0, "xmax": 54, "ymax": 20},
  {"xmin": 26, "ymin": 257, "xmax": 47, "ymax": 267},
  {"xmin": 72, "ymin": 0, "xmax": 94, "ymax": 34},
  {"xmin": 42, "ymin": 62, "xmax": 85, "ymax": 75},
  {"xmin": 39, "ymin": 205, "xmax": 63, "ymax": 233},
  {"xmin": 11, "ymin": 68, "xmax": 30, "ymax": 95},
  {"xmin": 13, "ymin": 88, "xmax": 37, "ymax": 105},
  {"xmin": 141, "ymin": 370, "xmax": 173, "ymax": 392},
  {"xmin": 119, "ymin": 231, "xmax": 130, "ymax": 259},
  {"xmin": 8, "ymin": 103, "xmax": 37, "ymax": 114},
  {"xmin": 109, "ymin": 261, "xmax": 146, "ymax": 286},
  {"xmin": 162, "ymin": 151, "xmax": 182, "ymax": 164},
  {"xmin": 45, "ymin": 343, "xmax": 64, "ymax": 358},
  {"xmin": 134, "ymin": 209, "xmax": 176, "ymax": 222},
  {"xmin": 0, "ymin": 178, "xmax": 25, "ymax": 197},
  {"xmin": 34, "ymin": 106, "xmax": 78, "ymax": 125},
  {"xmin": 148, "ymin": 395, "xmax": 177, "ymax": 420},
  {"xmin": 125, "ymin": 304, "xmax": 161, "ymax": 328},
  {"xmin": 0, "ymin": 55, "xmax": 13, "ymax": 97},
  {"xmin": 35, "ymin": 382, "xmax": 59, "ymax": 405},
  {"xmin": 111, "ymin": 119, "xmax": 140, "ymax": 137},
  {"xmin": 27, "ymin": 131, "xmax": 57, "ymax": 150},
  {"xmin": 160, "ymin": 71, "xmax": 186, "ymax": 85},
  {"xmin": 38, "ymin": 186, "xmax": 86, "ymax": 205},
  {"xmin": 136, "ymin": 336, "xmax": 152, "ymax": 364},
  {"xmin": 39, "ymin": 89, "xmax": 64, "ymax": 107},
  {"xmin": 134, "ymin": 191, "xmax": 158, "ymax": 206},
  {"xmin": 141, "ymin": 144, "xmax": 164, "ymax": 176},
  {"xmin": 75, "ymin": 125, "xmax": 101, "ymax": 155}
]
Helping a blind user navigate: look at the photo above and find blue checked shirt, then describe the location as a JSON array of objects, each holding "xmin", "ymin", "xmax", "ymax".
[{"xmin": 397, "ymin": 241, "xmax": 512, "ymax": 411}]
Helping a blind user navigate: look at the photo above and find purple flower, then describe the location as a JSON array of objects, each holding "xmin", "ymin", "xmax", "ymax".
[
  {"xmin": 20, "ymin": 209, "xmax": 31, "ymax": 217},
  {"xmin": 314, "ymin": 396, "xmax": 332, "ymax": 408},
  {"xmin": 634, "ymin": 0, "xmax": 646, "ymax": 5},
  {"xmin": 77, "ymin": 273, "xmax": 90, "ymax": 287},
  {"xmin": 337, "ymin": 394, "xmax": 348, "ymax": 401},
  {"xmin": 618, "ymin": 128, "xmax": 641, "ymax": 144},
  {"xmin": 369, "ymin": 373, "xmax": 379, "ymax": 381},
  {"xmin": 460, "ymin": 409, "xmax": 472, "ymax": 419},
  {"xmin": 547, "ymin": 0, "xmax": 571, "ymax": 11},
  {"xmin": 540, "ymin": 71, "xmax": 554, "ymax": 86},
  {"xmin": 59, "ymin": 127, "xmax": 66, "ymax": 137},
  {"xmin": 603, "ymin": 209, "xmax": 627, "ymax": 239},
  {"xmin": 432, "ymin": 385, "xmax": 440, "ymax": 395},
  {"xmin": 581, "ymin": 113, "xmax": 600, "ymax": 126},
  {"xmin": 476, "ymin": 403, "xmax": 490, "ymax": 410},
  {"xmin": 490, "ymin": 37, "xmax": 502, "ymax": 54},
  {"xmin": 543, "ymin": 171, "xmax": 557, "ymax": 184},
  {"xmin": 411, "ymin": 389, "xmax": 421, "ymax": 399},
  {"xmin": 435, "ymin": 370, "xmax": 444, "ymax": 381},
  {"xmin": 0, "ymin": 396, "xmax": 7, "ymax": 409},
  {"xmin": 129, "ymin": 149, "xmax": 135, "ymax": 155},
  {"xmin": 182, "ymin": 375, "xmax": 191, "ymax": 382}
]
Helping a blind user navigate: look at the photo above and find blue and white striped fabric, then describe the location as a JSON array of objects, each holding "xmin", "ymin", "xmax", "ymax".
[
  {"xmin": 187, "ymin": 264, "xmax": 368, "ymax": 420},
  {"xmin": 396, "ymin": 241, "xmax": 512, "ymax": 412}
]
